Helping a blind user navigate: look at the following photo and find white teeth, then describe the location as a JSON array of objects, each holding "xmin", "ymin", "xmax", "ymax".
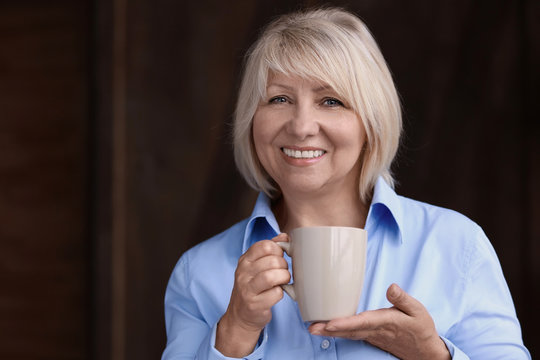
[{"xmin": 282, "ymin": 148, "xmax": 325, "ymax": 159}]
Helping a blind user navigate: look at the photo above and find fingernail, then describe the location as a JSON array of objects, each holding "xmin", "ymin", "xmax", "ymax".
[
  {"xmin": 325, "ymin": 324, "xmax": 336, "ymax": 331},
  {"xmin": 388, "ymin": 284, "xmax": 400, "ymax": 299}
]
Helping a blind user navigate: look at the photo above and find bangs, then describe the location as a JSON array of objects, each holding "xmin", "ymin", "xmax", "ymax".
[{"xmin": 256, "ymin": 28, "xmax": 358, "ymax": 111}]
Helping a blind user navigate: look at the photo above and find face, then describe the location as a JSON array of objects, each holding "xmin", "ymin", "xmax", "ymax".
[{"xmin": 252, "ymin": 73, "xmax": 366, "ymax": 198}]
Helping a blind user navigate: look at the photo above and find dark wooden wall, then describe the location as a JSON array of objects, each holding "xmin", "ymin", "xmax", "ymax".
[
  {"xmin": 0, "ymin": 1, "xmax": 91, "ymax": 359},
  {"xmin": 0, "ymin": 0, "xmax": 538, "ymax": 359}
]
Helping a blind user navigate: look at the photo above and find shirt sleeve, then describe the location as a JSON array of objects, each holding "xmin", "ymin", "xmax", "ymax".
[
  {"xmin": 444, "ymin": 227, "xmax": 531, "ymax": 359},
  {"xmin": 440, "ymin": 336, "xmax": 470, "ymax": 359},
  {"xmin": 161, "ymin": 253, "xmax": 267, "ymax": 360}
]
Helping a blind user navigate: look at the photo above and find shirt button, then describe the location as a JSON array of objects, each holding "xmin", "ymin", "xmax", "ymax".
[{"xmin": 321, "ymin": 339, "xmax": 330, "ymax": 350}]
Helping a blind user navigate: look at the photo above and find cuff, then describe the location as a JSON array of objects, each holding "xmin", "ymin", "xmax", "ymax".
[
  {"xmin": 204, "ymin": 322, "xmax": 267, "ymax": 360},
  {"xmin": 440, "ymin": 336, "xmax": 470, "ymax": 360}
]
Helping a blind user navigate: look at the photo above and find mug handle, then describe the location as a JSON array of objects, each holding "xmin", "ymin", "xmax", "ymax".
[{"xmin": 276, "ymin": 242, "xmax": 296, "ymax": 301}]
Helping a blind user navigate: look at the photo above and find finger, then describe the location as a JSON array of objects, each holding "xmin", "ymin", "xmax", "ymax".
[
  {"xmin": 250, "ymin": 255, "xmax": 288, "ymax": 276},
  {"xmin": 241, "ymin": 240, "xmax": 284, "ymax": 262},
  {"xmin": 232, "ymin": 286, "xmax": 283, "ymax": 322},
  {"xmin": 308, "ymin": 322, "xmax": 327, "ymax": 335},
  {"xmin": 324, "ymin": 308, "xmax": 396, "ymax": 332},
  {"xmin": 386, "ymin": 283, "xmax": 425, "ymax": 316},
  {"xmin": 310, "ymin": 319, "xmax": 368, "ymax": 339},
  {"xmin": 250, "ymin": 268, "xmax": 291, "ymax": 294},
  {"xmin": 254, "ymin": 285, "xmax": 285, "ymax": 308},
  {"xmin": 311, "ymin": 327, "xmax": 372, "ymax": 340},
  {"xmin": 271, "ymin": 233, "xmax": 289, "ymax": 243},
  {"xmin": 311, "ymin": 325, "xmax": 372, "ymax": 340}
]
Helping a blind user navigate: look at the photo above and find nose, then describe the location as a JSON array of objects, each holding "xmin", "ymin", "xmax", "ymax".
[{"xmin": 286, "ymin": 103, "xmax": 320, "ymax": 140}]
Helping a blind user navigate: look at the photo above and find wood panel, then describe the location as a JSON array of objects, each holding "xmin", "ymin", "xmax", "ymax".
[{"xmin": 0, "ymin": 1, "xmax": 90, "ymax": 359}]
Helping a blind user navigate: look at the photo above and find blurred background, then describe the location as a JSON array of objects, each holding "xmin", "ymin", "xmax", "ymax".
[{"xmin": 1, "ymin": 0, "xmax": 538, "ymax": 359}]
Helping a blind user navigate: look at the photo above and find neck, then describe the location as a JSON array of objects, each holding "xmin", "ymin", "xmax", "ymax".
[{"xmin": 273, "ymin": 187, "xmax": 369, "ymax": 233}]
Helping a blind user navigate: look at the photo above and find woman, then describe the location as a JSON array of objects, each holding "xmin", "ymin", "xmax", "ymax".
[{"xmin": 162, "ymin": 7, "xmax": 530, "ymax": 359}]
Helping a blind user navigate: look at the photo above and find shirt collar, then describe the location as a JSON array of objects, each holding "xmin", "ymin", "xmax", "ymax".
[
  {"xmin": 366, "ymin": 177, "xmax": 404, "ymax": 244},
  {"xmin": 242, "ymin": 192, "xmax": 281, "ymax": 253},
  {"xmin": 242, "ymin": 177, "xmax": 404, "ymax": 252}
]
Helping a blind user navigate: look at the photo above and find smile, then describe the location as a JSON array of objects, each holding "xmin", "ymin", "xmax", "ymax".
[{"xmin": 281, "ymin": 147, "xmax": 326, "ymax": 159}]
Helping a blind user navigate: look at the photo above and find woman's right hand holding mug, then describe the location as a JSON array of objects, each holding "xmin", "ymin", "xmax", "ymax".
[{"xmin": 216, "ymin": 233, "xmax": 290, "ymax": 357}]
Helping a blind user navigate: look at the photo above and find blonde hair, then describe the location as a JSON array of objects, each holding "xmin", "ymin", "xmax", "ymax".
[{"xmin": 233, "ymin": 7, "xmax": 402, "ymax": 202}]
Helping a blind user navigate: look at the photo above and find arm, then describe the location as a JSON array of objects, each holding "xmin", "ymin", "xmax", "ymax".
[
  {"xmin": 162, "ymin": 234, "xmax": 290, "ymax": 360},
  {"xmin": 441, "ymin": 228, "xmax": 530, "ymax": 359},
  {"xmin": 161, "ymin": 253, "xmax": 215, "ymax": 360}
]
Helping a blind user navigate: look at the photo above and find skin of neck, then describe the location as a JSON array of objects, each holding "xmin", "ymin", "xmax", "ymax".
[{"xmin": 273, "ymin": 179, "xmax": 369, "ymax": 234}]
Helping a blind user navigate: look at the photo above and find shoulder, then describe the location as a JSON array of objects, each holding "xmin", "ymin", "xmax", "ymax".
[
  {"xmin": 395, "ymin": 195, "xmax": 491, "ymax": 270},
  {"xmin": 164, "ymin": 218, "xmax": 251, "ymax": 327},
  {"xmin": 165, "ymin": 218, "xmax": 249, "ymax": 304},
  {"xmin": 398, "ymin": 194, "xmax": 482, "ymax": 239},
  {"xmin": 394, "ymin": 195, "xmax": 504, "ymax": 293},
  {"xmin": 179, "ymin": 218, "xmax": 249, "ymax": 276}
]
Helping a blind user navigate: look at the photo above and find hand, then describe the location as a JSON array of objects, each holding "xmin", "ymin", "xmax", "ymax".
[
  {"xmin": 309, "ymin": 284, "xmax": 450, "ymax": 360},
  {"xmin": 216, "ymin": 233, "xmax": 291, "ymax": 357}
]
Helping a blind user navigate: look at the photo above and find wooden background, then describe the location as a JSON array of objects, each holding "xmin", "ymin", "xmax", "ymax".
[{"xmin": 0, "ymin": 0, "xmax": 538, "ymax": 359}]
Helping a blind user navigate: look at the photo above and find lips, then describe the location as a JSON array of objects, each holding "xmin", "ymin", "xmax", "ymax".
[{"xmin": 281, "ymin": 147, "xmax": 326, "ymax": 159}]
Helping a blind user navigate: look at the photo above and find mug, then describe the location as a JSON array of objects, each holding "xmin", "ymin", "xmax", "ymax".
[{"xmin": 277, "ymin": 226, "xmax": 367, "ymax": 322}]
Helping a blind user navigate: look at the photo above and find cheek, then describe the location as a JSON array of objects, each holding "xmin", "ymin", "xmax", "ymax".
[
  {"xmin": 252, "ymin": 116, "xmax": 275, "ymax": 169},
  {"xmin": 252, "ymin": 118, "xmax": 266, "ymax": 153},
  {"xmin": 329, "ymin": 124, "xmax": 364, "ymax": 150},
  {"xmin": 253, "ymin": 113, "xmax": 279, "ymax": 147},
  {"xmin": 344, "ymin": 119, "xmax": 366, "ymax": 152},
  {"xmin": 327, "ymin": 123, "xmax": 366, "ymax": 166},
  {"xmin": 252, "ymin": 112, "xmax": 265, "ymax": 138}
]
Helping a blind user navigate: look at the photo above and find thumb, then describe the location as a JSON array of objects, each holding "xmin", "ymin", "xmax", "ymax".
[{"xmin": 386, "ymin": 283, "xmax": 423, "ymax": 316}]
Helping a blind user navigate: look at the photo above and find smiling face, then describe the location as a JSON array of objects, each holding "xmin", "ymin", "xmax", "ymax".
[{"xmin": 252, "ymin": 73, "xmax": 366, "ymax": 198}]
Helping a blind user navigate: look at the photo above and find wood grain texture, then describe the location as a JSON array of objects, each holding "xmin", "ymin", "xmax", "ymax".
[{"xmin": 0, "ymin": 1, "xmax": 90, "ymax": 359}]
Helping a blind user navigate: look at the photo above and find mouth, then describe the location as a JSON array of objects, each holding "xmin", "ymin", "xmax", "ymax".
[{"xmin": 281, "ymin": 147, "xmax": 326, "ymax": 159}]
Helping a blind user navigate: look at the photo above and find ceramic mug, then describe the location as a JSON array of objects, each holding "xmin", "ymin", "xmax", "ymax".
[{"xmin": 277, "ymin": 226, "xmax": 367, "ymax": 322}]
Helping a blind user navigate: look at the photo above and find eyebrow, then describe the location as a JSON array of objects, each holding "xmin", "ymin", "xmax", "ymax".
[{"xmin": 267, "ymin": 83, "xmax": 333, "ymax": 93}]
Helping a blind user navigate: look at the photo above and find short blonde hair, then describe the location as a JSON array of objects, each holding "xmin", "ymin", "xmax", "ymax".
[{"xmin": 233, "ymin": 7, "xmax": 402, "ymax": 202}]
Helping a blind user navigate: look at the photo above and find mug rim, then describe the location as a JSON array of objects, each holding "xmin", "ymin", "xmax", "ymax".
[{"xmin": 290, "ymin": 225, "xmax": 366, "ymax": 232}]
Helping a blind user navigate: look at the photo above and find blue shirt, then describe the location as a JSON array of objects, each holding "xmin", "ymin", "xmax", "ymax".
[{"xmin": 162, "ymin": 178, "xmax": 530, "ymax": 359}]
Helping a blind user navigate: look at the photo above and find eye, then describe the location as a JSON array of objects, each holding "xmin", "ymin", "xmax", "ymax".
[
  {"xmin": 269, "ymin": 96, "xmax": 288, "ymax": 104},
  {"xmin": 322, "ymin": 98, "xmax": 344, "ymax": 107}
]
